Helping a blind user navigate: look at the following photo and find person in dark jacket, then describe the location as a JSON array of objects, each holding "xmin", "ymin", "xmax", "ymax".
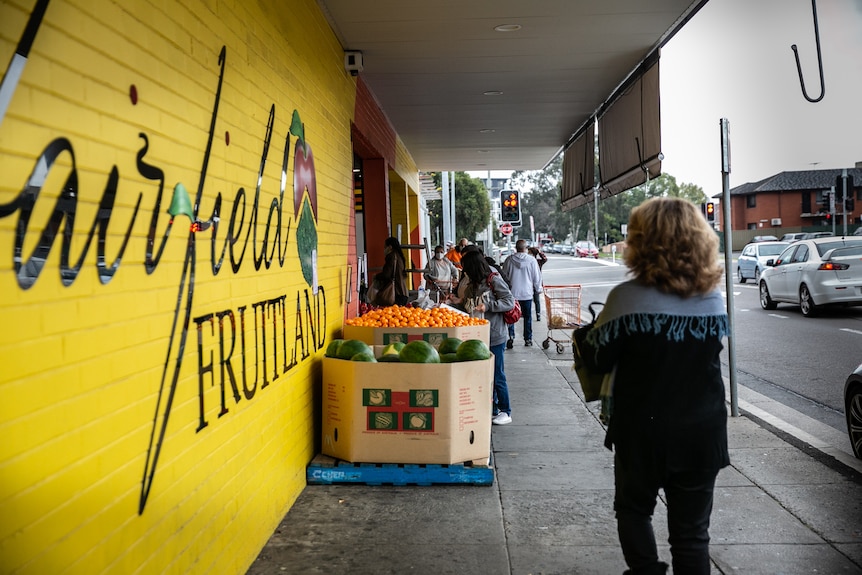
[
  {"xmin": 376, "ymin": 236, "xmax": 409, "ymax": 306},
  {"xmin": 528, "ymin": 246, "xmax": 548, "ymax": 320},
  {"xmin": 578, "ymin": 197, "xmax": 729, "ymax": 575}
]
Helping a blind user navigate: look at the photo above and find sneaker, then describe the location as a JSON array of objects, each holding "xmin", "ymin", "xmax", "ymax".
[
  {"xmin": 536, "ymin": 315, "xmax": 541, "ymax": 321},
  {"xmin": 492, "ymin": 412, "xmax": 512, "ymax": 425},
  {"xmin": 524, "ymin": 339, "xmax": 533, "ymax": 346},
  {"xmin": 506, "ymin": 339, "xmax": 514, "ymax": 350}
]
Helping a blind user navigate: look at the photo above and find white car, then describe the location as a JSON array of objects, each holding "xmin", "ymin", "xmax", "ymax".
[
  {"xmin": 737, "ymin": 241, "xmax": 789, "ymax": 283},
  {"xmin": 759, "ymin": 237, "xmax": 862, "ymax": 317}
]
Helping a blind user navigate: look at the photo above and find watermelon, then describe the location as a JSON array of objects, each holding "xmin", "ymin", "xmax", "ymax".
[
  {"xmin": 381, "ymin": 342, "xmax": 406, "ymax": 356},
  {"xmin": 377, "ymin": 354, "xmax": 401, "ymax": 363},
  {"xmin": 350, "ymin": 351, "xmax": 377, "ymax": 362},
  {"xmin": 456, "ymin": 339, "xmax": 492, "ymax": 361},
  {"xmin": 325, "ymin": 339, "xmax": 344, "ymax": 358},
  {"xmin": 440, "ymin": 352, "xmax": 459, "ymax": 363},
  {"xmin": 437, "ymin": 337, "xmax": 462, "ymax": 355},
  {"xmin": 336, "ymin": 339, "xmax": 372, "ymax": 360},
  {"xmin": 398, "ymin": 340, "xmax": 440, "ymax": 363}
]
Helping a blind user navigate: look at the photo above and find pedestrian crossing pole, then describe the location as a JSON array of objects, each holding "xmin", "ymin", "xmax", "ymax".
[{"xmin": 720, "ymin": 118, "xmax": 738, "ymax": 417}]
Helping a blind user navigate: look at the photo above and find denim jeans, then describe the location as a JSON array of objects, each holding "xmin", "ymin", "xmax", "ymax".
[
  {"xmin": 490, "ymin": 343, "xmax": 510, "ymax": 415},
  {"xmin": 533, "ymin": 292, "xmax": 542, "ymax": 318},
  {"xmin": 507, "ymin": 299, "xmax": 533, "ymax": 342},
  {"xmin": 614, "ymin": 453, "xmax": 717, "ymax": 575}
]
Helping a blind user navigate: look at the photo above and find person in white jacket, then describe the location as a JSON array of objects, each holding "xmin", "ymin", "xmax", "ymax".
[{"xmin": 501, "ymin": 239, "xmax": 543, "ymax": 347}]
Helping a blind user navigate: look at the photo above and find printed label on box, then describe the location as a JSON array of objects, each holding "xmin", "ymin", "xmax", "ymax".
[
  {"xmin": 403, "ymin": 412, "xmax": 433, "ymax": 430},
  {"xmin": 368, "ymin": 411, "xmax": 399, "ymax": 430},
  {"xmin": 411, "ymin": 389, "xmax": 438, "ymax": 407},
  {"xmin": 363, "ymin": 389, "xmax": 390, "ymax": 406},
  {"xmin": 381, "ymin": 332, "xmax": 450, "ymax": 347},
  {"xmin": 365, "ymin": 390, "xmax": 435, "ymax": 432}
]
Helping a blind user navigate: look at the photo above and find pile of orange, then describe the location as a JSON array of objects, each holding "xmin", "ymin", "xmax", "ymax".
[{"xmin": 346, "ymin": 306, "xmax": 488, "ymax": 328}]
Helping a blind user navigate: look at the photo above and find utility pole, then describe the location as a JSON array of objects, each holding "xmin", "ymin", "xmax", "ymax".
[{"xmin": 720, "ymin": 118, "xmax": 738, "ymax": 417}]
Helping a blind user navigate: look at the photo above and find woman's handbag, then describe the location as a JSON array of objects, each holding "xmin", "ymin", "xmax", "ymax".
[
  {"xmin": 370, "ymin": 275, "xmax": 396, "ymax": 306},
  {"xmin": 487, "ymin": 273, "xmax": 521, "ymax": 324},
  {"xmin": 571, "ymin": 302, "xmax": 605, "ymax": 402},
  {"xmin": 504, "ymin": 300, "xmax": 522, "ymax": 324}
]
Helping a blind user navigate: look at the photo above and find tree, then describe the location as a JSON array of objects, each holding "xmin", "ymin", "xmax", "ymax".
[
  {"xmin": 510, "ymin": 163, "xmax": 708, "ymax": 246},
  {"xmin": 427, "ymin": 172, "xmax": 491, "ymax": 243}
]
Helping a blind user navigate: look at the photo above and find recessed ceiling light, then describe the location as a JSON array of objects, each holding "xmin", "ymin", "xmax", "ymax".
[
  {"xmin": 483, "ymin": 90, "xmax": 503, "ymax": 96},
  {"xmin": 479, "ymin": 129, "xmax": 496, "ymax": 133},
  {"xmin": 494, "ymin": 24, "xmax": 521, "ymax": 32},
  {"xmin": 477, "ymin": 150, "xmax": 491, "ymax": 154}
]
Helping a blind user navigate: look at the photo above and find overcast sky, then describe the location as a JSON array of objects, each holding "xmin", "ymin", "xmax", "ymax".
[
  {"xmin": 660, "ymin": 0, "xmax": 862, "ymax": 199},
  {"xmin": 472, "ymin": 0, "xmax": 862, "ymax": 201}
]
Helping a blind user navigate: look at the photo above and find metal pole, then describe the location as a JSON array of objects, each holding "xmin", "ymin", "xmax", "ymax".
[
  {"xmin": 450, "ymin": 172, "xmax": 457, "ymax": 242},
  {"xmin": 440, "ymin": 172, "xmax": 455, "ymax": 244},
  {"xmin": 720, "ymin": 118, "xmax": 739, "ymax": 417},
  {"xmin": 831, "ymin": 186, "xmax": 836, "ymax": 236},
  {"xmin": 842, "ymin": 168, "xmax": 848, "ymax": 237},
  {"xmin": 594, "ymin": 189, "xmax": 599, "ymax": 246}
]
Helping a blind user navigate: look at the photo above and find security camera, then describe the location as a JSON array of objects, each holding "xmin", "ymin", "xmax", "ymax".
[{"xmin": 344, "ymin": 51, "xmax": 363, "ymax": 76}]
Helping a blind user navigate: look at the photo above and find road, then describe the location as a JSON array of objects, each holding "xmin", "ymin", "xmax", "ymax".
[{"xmin": 537, "ymin": 252, "xmax": 860, "ymax": 464}]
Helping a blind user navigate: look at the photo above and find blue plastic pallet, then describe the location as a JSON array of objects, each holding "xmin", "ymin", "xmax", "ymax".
[{"xmin": 306, "ymin": 454, "xmax": 494, "ymax": 486}]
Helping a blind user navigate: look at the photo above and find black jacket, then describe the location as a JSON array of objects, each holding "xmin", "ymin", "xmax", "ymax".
[{"xmin": 580, "ymin": 280, "xmax": 730, "ymax": 475}]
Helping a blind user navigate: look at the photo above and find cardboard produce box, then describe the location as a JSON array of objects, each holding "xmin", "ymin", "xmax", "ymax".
[
  {"xmin": 342, "ymin": 322, "xmax": 490, "ymax": 348},
  {"xmin": 321, "ymin": 353, "xmax": 493, "ymax": 464}
]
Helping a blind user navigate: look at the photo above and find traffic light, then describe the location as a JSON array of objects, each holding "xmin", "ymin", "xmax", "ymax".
[
  {"xmin": 500, "ymin": 190, "xmax": 521, "ymax": 223},
  {"xmin": 705, "ymin": 202, "xmax": 715, "ymax": 222}
]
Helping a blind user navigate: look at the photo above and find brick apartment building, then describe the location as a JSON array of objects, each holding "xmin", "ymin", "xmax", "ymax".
[{"xmin": 718, "ymin": 165, "xmax": 862, "ymax": 247}]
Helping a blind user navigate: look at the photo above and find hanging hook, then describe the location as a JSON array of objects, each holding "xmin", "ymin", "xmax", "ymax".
[{"xmin": 791, "ymin": 0, "xmax": 825, "ymax": 103}]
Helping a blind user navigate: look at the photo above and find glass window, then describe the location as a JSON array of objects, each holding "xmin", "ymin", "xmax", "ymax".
[
  {"xmin": 747, "ymin": 195, "xmax": 756, "ymax": 208},
  {"xmin": 775, "ymin": 246, "xmax": 796, "ymax": 265},
  {"xmin": 791, "ymin": 245, "xmax": 809, "ymax": 263}
]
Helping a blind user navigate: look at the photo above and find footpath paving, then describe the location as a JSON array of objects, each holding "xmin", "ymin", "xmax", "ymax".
[{"xmin": 247, "ymin": 309, "xmax": 862, "ymax": 575}]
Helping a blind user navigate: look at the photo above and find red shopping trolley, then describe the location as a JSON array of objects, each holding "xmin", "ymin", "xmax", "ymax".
[{"xmin": 541, "ymin": 284, "xmax": 582, "ymax": 353}]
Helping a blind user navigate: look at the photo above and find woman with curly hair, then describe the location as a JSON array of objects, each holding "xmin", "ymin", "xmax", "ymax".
[{"xmin": 578, "ymin": 197, "xmax": 729, "ymax": 575}]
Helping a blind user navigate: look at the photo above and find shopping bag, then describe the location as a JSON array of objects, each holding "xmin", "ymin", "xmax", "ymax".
[{"xmin": 571, "ymin": 302, "xmax": 605, "ymax": 402}]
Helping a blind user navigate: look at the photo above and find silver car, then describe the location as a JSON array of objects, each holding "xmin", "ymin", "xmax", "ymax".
[
  {"xmin": 759, "ymin": 237, "xmax": 862, "ymax": 316},
  {"xmin": 737, "ymin": 241, "xmax": 788, "ymax": 284}
]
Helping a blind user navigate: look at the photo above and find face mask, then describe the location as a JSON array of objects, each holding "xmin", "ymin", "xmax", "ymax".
[{"xmin": 435, "ymin": 253, "xmax": 444, "ymax": 260}]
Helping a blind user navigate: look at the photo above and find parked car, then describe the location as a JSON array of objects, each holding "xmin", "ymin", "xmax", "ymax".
[
  {"xmin": 737, "ymin": 241, "xmax": 789, "ymax": 283},
  {"xmin": 780, "ymin": 232, "xmax": 807, "ymax": 242},
  {"xmin": 574, "ymin": 240, "xmax": 599, "ymax": 258},
  {"xmin": 853, "ymin": 228, "xmax": 862, "ymax": 236},
  {"xmin": 751, "ymin": 235, "xmax": 779, "ymax": 243},
  {"xmin": 558, "ymin": 243, "xmax": 574, "ymax": 255},
  {"xmin": 758, "ymin": 237, "xmax": 862, "ymax": 316},
  {"xmin": 846, "ymin": 362, "xmax": 862, "ymax": 459},
  {"xmin": 801, "ymin": 231, "xmax": 834, "ymax": 239}
]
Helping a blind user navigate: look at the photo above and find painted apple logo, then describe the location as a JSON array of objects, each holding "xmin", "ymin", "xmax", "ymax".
[{"xmin": 290, "ymin": 109, "xmax": 318, "ymax": 287}]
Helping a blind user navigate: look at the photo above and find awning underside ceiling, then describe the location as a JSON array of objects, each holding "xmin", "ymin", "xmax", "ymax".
[{"xmin": 318, "ymin": 0, "xmax": 704, "ymax": 174}]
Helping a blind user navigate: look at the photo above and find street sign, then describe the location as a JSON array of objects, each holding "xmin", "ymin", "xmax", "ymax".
[{"xmin": 500, "ymin": 222, "xmax": 513, "ymax": 235}]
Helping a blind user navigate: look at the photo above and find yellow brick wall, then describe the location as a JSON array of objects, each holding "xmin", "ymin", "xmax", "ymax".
[{"xmin": 0, "ymin": 0, "xmax": 356, "ymax": 573}]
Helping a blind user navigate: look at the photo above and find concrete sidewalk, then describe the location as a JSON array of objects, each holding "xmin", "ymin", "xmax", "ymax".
[{"xmin": 247, "ymin": 315, "xmax": 862, "ymax": 575}]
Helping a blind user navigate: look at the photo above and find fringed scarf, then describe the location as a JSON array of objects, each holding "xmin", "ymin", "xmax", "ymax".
[{"xmin": 586, "ymin": 280, "xmax": 729, "ymax": 347}]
